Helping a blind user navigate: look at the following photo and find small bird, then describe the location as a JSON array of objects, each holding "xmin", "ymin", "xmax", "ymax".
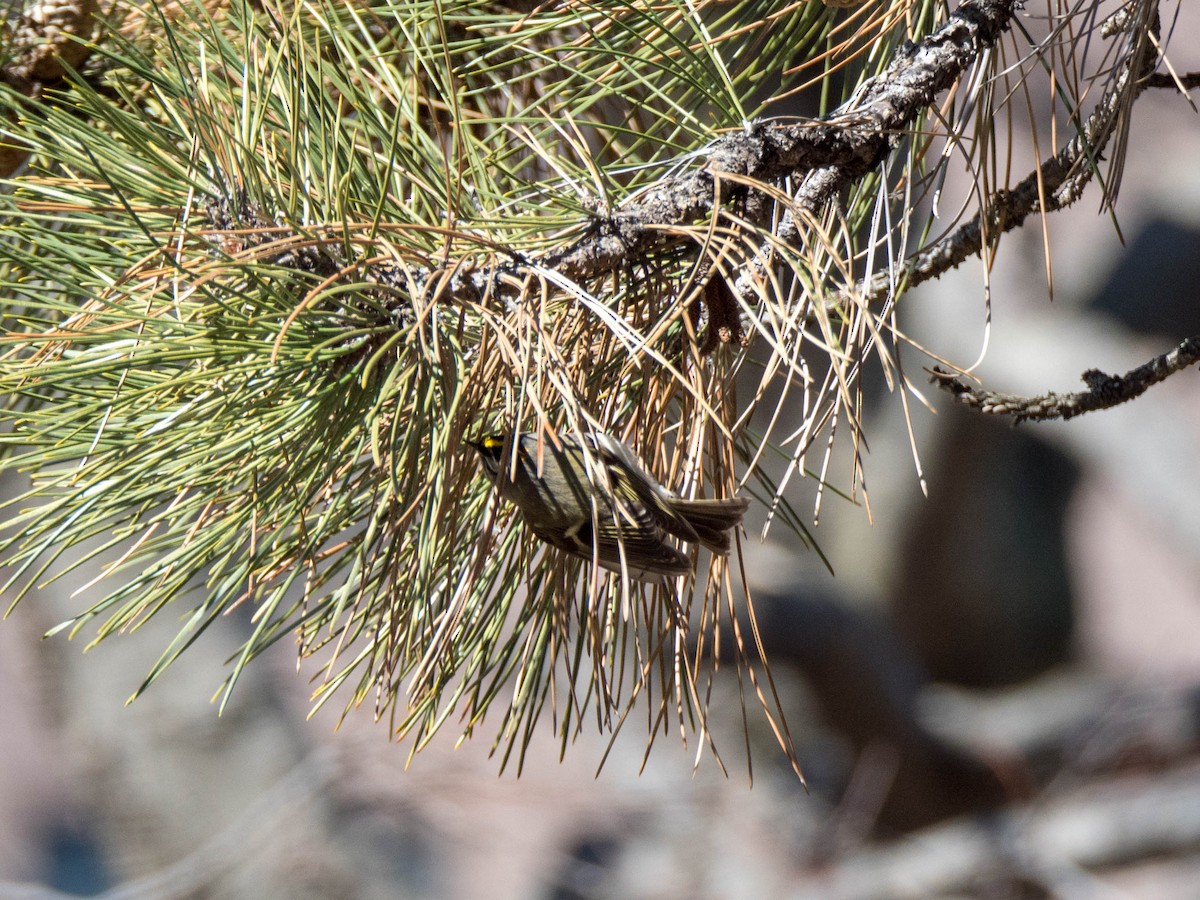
[{"xmin": 468, "ymin": 431, "xmax": 749, "ymax": 580}]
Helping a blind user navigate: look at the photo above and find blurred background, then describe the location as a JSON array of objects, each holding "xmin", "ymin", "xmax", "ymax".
[{"xmin": 3, "ymin": 10, "xmax": 1200, "ymax": 900}]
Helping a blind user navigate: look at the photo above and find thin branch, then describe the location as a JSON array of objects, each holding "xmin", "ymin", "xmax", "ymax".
[
  {"xmin": 1143, "ymin": 71, "xmax": 1200, "ymax": 90},
  {"xmin": 861, "ymin": 2, "xmax": 1167, "ymax": 303},
  {"xmin": 929, "ymin": 335, "xmax": 1200, "ymax": 423}
]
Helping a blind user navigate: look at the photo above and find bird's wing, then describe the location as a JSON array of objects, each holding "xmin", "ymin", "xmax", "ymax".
[
  {"xmin": 531, "ymin": 506, "xmax": 690, "ymax": 578},
  {"xmin": 591, "ymin": 434, "xmax": 701, "ymax": 544}
]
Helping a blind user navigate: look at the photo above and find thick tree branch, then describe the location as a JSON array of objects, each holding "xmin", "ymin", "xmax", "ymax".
[
  {"xmin": 548, "ymin": 0, "xmax": 1017, "ymax": 278},
  {"xmin": 929, "ymin": 336, "xmax": 1200, "ymax": 423},
  {"xmin": 388, "ymin": 0, "xmax": 1022, "ymax": 306}
]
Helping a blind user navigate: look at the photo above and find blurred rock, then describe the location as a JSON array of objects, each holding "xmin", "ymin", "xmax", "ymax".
[
  {"xmin": 1090, "ymin": 217, "xmax": 1200, "ymax": 337},
  {"xmin": 889, "ymin": 410, "xmax": 1079, "ymax": 688}
]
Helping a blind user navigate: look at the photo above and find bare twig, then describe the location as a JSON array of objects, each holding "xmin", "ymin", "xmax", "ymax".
[{"xmin": 929, "ymin": 336, "xmax": 1200, "ymax": 423}]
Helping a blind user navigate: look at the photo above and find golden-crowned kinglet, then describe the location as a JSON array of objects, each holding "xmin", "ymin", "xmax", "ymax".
[{"xmin": 468, "ymin": 431, "xmax": 749, "ymax": 580}]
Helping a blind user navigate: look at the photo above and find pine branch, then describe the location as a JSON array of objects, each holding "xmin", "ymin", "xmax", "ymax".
[
  {"xmin": 0, "ymin": 0, "xmax": 1183, "ymax": 773},
  {"xmin": 860, "ymin": 1, "xmax": 1166, "ymax": 303},
  {"xmin": 391, "ymin": 0, "xmax": 1023, "ymax": 310}
]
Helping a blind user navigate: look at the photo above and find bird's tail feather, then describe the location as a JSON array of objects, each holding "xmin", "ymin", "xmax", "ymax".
[{"xmin": 666, "ymin": 497, "xmax": 749, "ymax": 554}]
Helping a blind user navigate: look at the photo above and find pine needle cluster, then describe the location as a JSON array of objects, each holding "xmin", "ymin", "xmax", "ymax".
[{"xmin": 0, "ymin": 0, "xmax": 1174, "ymax": 770}]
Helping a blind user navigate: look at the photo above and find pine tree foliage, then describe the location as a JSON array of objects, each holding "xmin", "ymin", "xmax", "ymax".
[{"xmin": 0, "ymin": 0, "xmax": 1182, "ymax": 770}]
